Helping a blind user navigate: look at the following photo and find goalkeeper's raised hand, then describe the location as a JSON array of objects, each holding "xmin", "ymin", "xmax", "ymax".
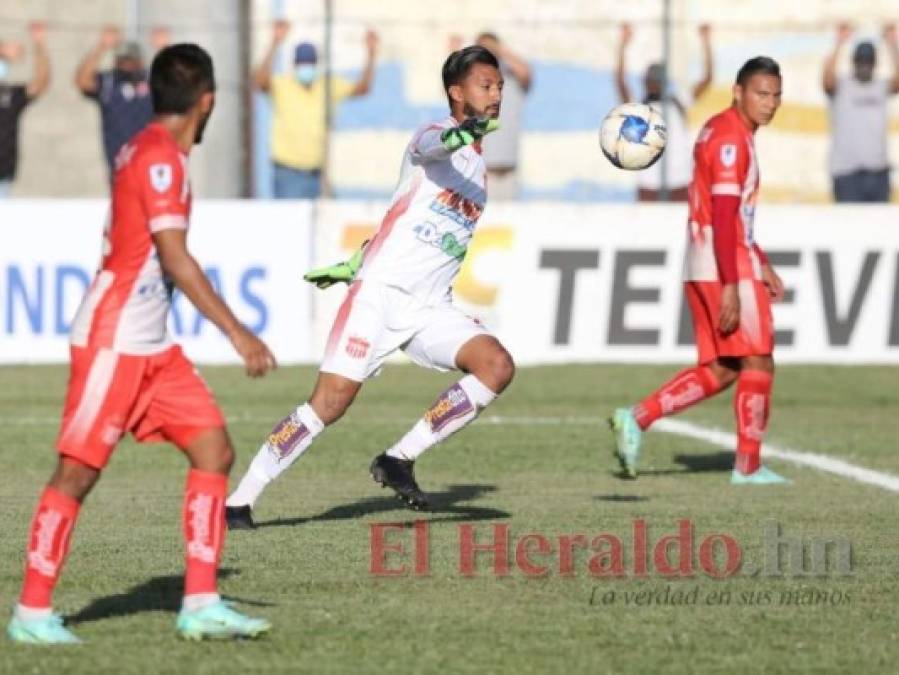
[
  {"xmin": 440, "ymin": 117, "xmax": 500, "ymax": 152},
  {"xmin": 303, "ymin": 241, "xmax": 367, "ymax": 289}
]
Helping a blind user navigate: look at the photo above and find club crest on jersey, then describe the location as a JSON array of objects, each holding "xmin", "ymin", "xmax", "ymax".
[
  {"xmin": 346, "ymin": 336, "xmax": 370, "ymax": 359},
  {"xmin": 720, "ymin": 144, "xmax": 737, "ymax": 168},
  {"xmin": 149, "ymin": 163, "xmax": 173, "ymax": 192}
]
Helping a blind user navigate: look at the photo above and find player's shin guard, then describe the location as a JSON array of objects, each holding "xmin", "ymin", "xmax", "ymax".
[
  {"xmin": 183, "ymin": 470, "xmax": 227, "ymax": 599},
  {"xmin": 734, "ymin": 369, "xmax": 773, "ymax": 475},
  {"xmin": 19, "ymin": 487, "xmax": 80, "ymax": 610},
  {"xmin": 386, "ymin": 374, "xmax": 497, "ymax": 461},
  {"xmin": 226, "ymin": 403, "xmax": 325, "ymax": 508},
  {"xmin": 632, "ymin": 366, "xmax": 723, "ymax": 430}
]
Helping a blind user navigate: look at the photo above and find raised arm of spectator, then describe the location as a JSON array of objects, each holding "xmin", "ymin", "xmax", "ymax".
[
  {"xmin": 823, "ymin": 23, "xmax": 852, "ymax": 97},
  {"xmin": 479, "ymin": 34, "xmax": 531, "ymax": 92},
  {"xmin": 75, "ymin": 25, "xmax": 120, "ymax": 95},
  {"xmin": 351, "ymin": 30, "xmax": 379, "ymax": 97},
  {"xmin": 253, "ymin": 19, "xmax": 289, "ymax": 93},
  {"xmin": 691, "ymin": 24, "xmax": 713, "ymax": 100},
  {"xmin": 25, "ymin": 22, "xmax": 50, "ymax": 99},
  {"xmin": 884, "ymin": 23, "xmax": 899, "ymax": 94},
  {"xmin": 615, "ymin": 23, "xmax": 633, "ymax": 103}
]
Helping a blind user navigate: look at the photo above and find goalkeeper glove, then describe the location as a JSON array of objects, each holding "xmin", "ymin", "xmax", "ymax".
[
  {"xmin": 440, "ymin": 117, "xmax": 500, "ymax": 152},
  {"xmin": 303, "ymin": 240, "xmax": 367, "ymax": 289}
]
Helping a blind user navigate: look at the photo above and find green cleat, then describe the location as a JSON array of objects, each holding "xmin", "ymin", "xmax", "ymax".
[
  {"xmin": 609, "ymin": 408, "xmax": 642, "ymax": 479},
  {"xmin": 7, "ymin": 613, "xmax": 82, "ymax": 645},
  {"xmin": 731, "ymin": 466, "xmax": 790, "ymax": 485},
  {"xmin": 176, "ymin": 601, "xmax": 271, "ymax": 641}
]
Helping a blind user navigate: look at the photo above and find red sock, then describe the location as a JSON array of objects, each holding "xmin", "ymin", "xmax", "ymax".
[
  {"xmin": 734, "ymin": 370, "xmax": 773, "ymax": 475},
  {"xmin": 633, "ymin": 366, "xmax": 723, "ymax": 430},
  {"xmin": 20, "ymin": 487, "xmax": 81, "ymax": 609},
  {"xmin": 183, "ymin": 470, "xmax": 227, "ymax": 597}
]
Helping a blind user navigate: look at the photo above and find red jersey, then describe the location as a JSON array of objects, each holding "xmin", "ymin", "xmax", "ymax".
[
  {"xmin": 683, "ymin": 107, "xmax": 761, "ymax": 282},
  {"xmin": 70, "ymin": 123, "xmax": 191, "ymax": 354}
]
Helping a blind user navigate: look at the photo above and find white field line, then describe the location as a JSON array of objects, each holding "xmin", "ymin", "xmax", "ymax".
[
  {"xmin": 4, "ymin": 414, "xmax": 898, "ymax": 493},
  {"xmin": 652, "ymin": 418, "xmax": 899, "ymax": 494}
]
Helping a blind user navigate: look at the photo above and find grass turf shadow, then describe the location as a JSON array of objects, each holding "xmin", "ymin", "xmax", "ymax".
[
  {"xmin": 254, "ymin": 484, "xmax": 510, "ymax": 529},
  {"xmin": 620, "ymin": 451, "xmax": 734, "ymax": 477},
  {"xmin": 65, "ymin": 568, "xmax": 275, "ymax": 625}
]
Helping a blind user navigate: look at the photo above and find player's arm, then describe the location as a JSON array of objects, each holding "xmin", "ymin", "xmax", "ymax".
[
  {"xmin": 614, "ymin": 23, "xmax": 633, "ymax": 103},
  {"xmin": 823, "ymin": 23, "xmax": 852, "ymax": 97},
  {"xmin": 75, "ymin": 25, "xmax": 119, "ymax": 95},
  {"xmin": 25, "ymin": 22, "xmax": 50, "ymax": 99},
  {"xmin": 254, "ymin": 20, "xmax": 289, "ymax": 93},
  {"xmin": 691, "ymin": 24, "xmax": 713, "ymax": 101},
  {"xmin": 884, "ymin": 23, "xmax": 899, "ymax": 95},
  {"xmin": 753, "ymin": 243, "xmax": 785, "ymax": 302},
  {"xmin": 411, "ymin": 118, "xmax": 500, "ymax": 162},
  {"xmin": 350, "ymin": 30, "xmax": 378, "ymax": 97},
  {"xmin": 153, "ymin": 229, "xmax": 276, "ymax": 377}
]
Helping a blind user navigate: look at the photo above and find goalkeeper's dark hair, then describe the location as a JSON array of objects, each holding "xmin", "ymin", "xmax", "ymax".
[
  {"xmin": 150, "ymin": 43, "xmax": 216, "ymax": 114},
  {"xmin": 441, "ymin": 45, "xmax": 499, "ymax": 106},
  {"xmin": 735, "ymin": 56, "xmax": 781, "ymax": 87}
]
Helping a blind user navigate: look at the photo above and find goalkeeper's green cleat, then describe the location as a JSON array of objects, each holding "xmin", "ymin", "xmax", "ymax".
[
  {"xmin": 609, "ymin": 408, "xmax": 642, "ymax": 479},
  {"xmin": 303, "ymin": 241, "xmax": 366, "ymax": 289},
  {"xmin": 7, "ymin": 613, "xmax": 82, "ymax": 645},
  {"xmin": 731, "ymin": 466, "xmax": 790, "ymax": 485},
  {"xmin": 176, "ymin": 601, "xmax": 271, "ymax": 641}
]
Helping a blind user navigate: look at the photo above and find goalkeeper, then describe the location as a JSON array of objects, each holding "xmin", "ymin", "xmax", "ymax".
[{"xmin": 226, "ymin": 45, "xmax": 515, "ymax": 527}]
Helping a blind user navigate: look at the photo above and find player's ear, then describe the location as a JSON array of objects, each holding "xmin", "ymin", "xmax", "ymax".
[
  {"xmin": 732, "ymin": 83, "xmax": 743, "ymax": 106},
  {"xmin": 447, "ymin": 83, "xmax": 464, "ymax": 106},
  {"xmin": 199, "ymin": 91, "xmax": 215, "ymax": 113}
]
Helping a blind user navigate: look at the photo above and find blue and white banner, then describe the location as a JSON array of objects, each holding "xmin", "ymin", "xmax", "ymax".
[{"xmin": 2, "ymin": 200, "xmax": 898, "ymax": 365}]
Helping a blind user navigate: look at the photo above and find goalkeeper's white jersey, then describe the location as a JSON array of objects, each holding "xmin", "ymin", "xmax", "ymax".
[{"xmin": 355, "ymin": 116, "xmax": 487, "ymax": 306}]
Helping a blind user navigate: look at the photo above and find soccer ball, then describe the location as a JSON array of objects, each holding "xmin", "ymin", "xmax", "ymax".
[{"xmin": 599, "ymin": 103, "xmax": 667, "ymax": 170}]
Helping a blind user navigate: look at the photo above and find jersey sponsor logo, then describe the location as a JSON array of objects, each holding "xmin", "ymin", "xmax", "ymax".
[
  {"xmin": 424, "ymin": 383, "xmax": 473, "ymax": 433},
  {"xmin": 149, "ymin": 163, "xmax": 173, "ymax": 193},
  {"xmin": 720, "ymin": 144, "xmax": 737, "ymax": 168},
  {"xmin": 429, "ymin": 189, "xmax": 483, "ymax": 231},
  {"xmin": 267, "ymin": 413, "xmax": 311, "ymax": 461},
  {"xmin": 413, "ymin": 221, "xmax": 468, "ymax": 261},
  {"xmin": 346, "ymin": 336, "xmax": 370, "ymax": 360}
]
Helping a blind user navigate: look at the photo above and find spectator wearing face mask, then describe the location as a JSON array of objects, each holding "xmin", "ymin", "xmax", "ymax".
[
  {"xmin": 256, "ymin": 20, "xmax": 378, "ymax": 199},
  {"xmin": 0, "ymin": 21, "xmax": 50, "ymax": 198},
  {"xmin": 75, "ymin": 25, "xmax": 169, "ymax": 179},
  {"xmin": 615, "ymin": 23, "xmax": 714, "ymax": 202},
  {"xmin": 823, "ymin": 23, "xmax": 899, "ymax": 203}
]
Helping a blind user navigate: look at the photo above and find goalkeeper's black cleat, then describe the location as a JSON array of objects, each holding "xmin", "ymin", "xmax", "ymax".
[
  {"xmin": 225, "ymin": 505, "xmax": 256, "ymax": 531},
  {"xmin": 370, "ymin": 453, "xmax": 429, "ymax": 511}
]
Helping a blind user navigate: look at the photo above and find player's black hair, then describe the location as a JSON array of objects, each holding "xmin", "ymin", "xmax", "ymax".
[
  {"xmin": 441, "ymin": 45, "xmax": 500, "ymax": 107},
  {"xmin": 735, "ymin": 56, "xmax": 781, "ymax": 87},
  {"xmin": 150, "ymin": 43, "xmax": 216, "ymax": 114}
]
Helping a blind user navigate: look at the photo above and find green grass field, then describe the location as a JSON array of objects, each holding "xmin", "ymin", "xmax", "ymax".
[{"xmin": 1, "ymin": 363, "xmax": 897, "ymax": 674}]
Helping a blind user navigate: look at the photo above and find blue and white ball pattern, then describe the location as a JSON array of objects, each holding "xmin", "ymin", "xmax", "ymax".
[{"xmin": 599, "ymin": 103, "xmax": 668, "ymax": 171}]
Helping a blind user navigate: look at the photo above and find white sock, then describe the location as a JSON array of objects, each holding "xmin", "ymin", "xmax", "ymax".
[
  {"xmin": 226, "ymin": 403, "xmax": 325, "ymax": 508},
  {"xmin": 386, "ymin": 375, "xmax": 497, "ymax": 461},
  {"xmin": 182, "ymin": 592, "xmax": 221, "ymax": 612},
  {"xmin": 15, "ymin": 604, "xmax": 53, "ymax": 622}
]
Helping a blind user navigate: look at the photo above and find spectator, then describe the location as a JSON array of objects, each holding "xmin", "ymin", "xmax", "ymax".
[
  {"xmin": 474, "ymin": 31, "xmax": 532, "ymax": 201},
  {"xmin": 616, "ymin": 23, "xmax": 714, "ymax": 202},
  {"xmin": 823, "ymin": 23, "xmax": 899, "ymax": 203},
  {"xmin": 255, "ymin": 20, "xmax": 378, "ymax": 199},
  {"xmin": 0, "ymin": 22, "xmax": 50, "ymax": 198},
  {"xmin": 75, "ymin": 26, "xmax": 169, "ymax": 178}
]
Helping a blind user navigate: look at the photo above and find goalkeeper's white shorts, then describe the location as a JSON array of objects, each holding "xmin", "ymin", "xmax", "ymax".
[{"xmin": 320, "ymin": 280, "xmax": 489, "ymax": 382}]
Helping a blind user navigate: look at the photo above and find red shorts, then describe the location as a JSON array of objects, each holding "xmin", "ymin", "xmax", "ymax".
[
  {"xmin": 56, "ymin": 345, "xmax": 226, "ymax": 469},
  {"xmin": 685, "ymin": 280, "xmax": 774, "ymax": 365}
]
